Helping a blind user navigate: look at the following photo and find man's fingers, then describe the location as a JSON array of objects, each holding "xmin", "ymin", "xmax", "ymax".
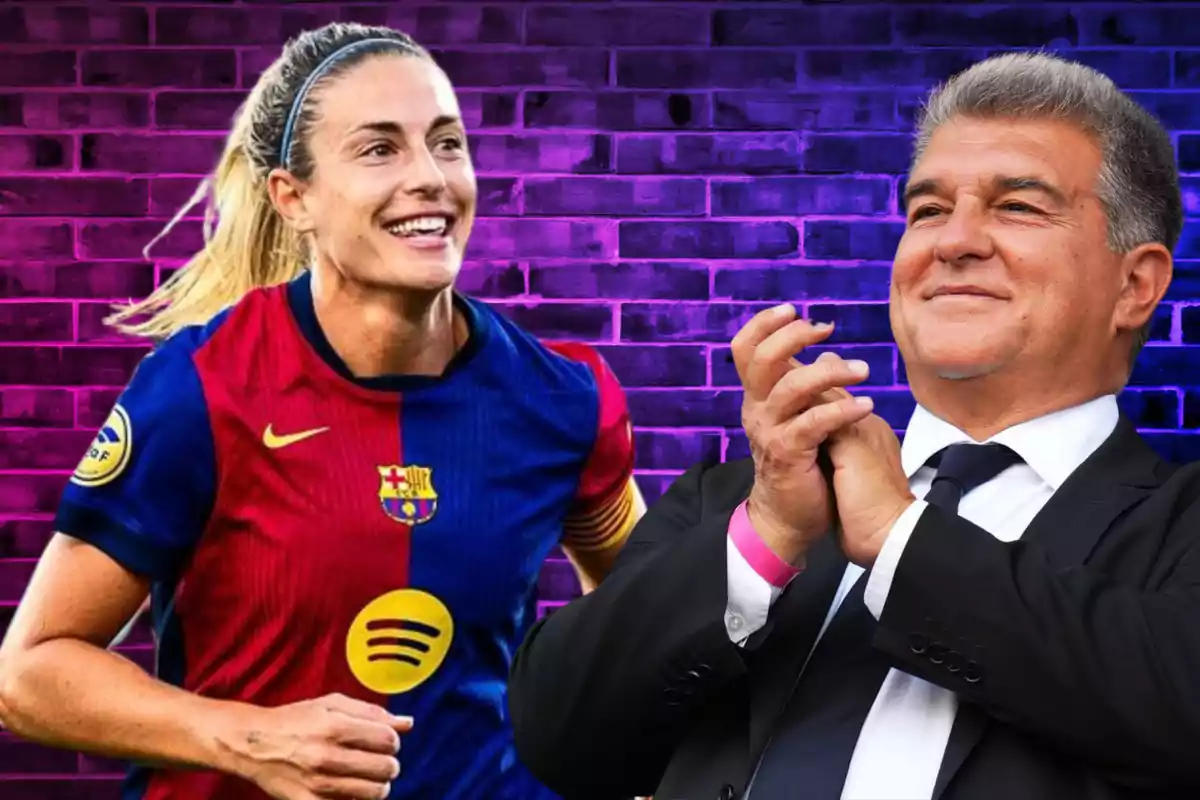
[
  {"xmin": 762, "ymin": 356, "xmax": 871, "ymax": 424},
  {"xmin": 328, "ymin": 717, "xmax": 401, "ymax": 755},
  {"xmin": 731, "ymin": 304, "xmax": 798, "ymax": 385},
  {"xmin": 310, "ymin": 774, "xmax": 392, "ymax": 799},
  {"xmin": 742, "ymin": 319, "xmax": 837, "ymax": 402},
  {"xmin": 316, "ymin": 748, "xmax": 400, "ymax": 783},
  {"xmin": 780, "ymin": 395, "xmax": 876, "ymax": 454},
  {"xmin": 321, "ymin": 694, "xmax": 409, "ymax": 731}
]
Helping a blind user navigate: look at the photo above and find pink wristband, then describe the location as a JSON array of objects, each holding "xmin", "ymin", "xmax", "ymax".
[{"xmin": 728, "ymin": 500, "xmax": 802, "ymax": 588}]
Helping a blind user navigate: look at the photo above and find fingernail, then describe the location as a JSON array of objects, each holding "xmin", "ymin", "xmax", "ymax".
[
  {"xmin": 773, "ymin": 303, "xmax": 795, "ymax": 316},
  {"xmin": 847, "ymin": 360, "xmax": 869, "ymax": 376},
  {"xmin": 812, "ymin": 321, "xmax": 833, "ymax": 331},
  {"xmin": 855, "ymin": 396, "xmax": 874, "ymax": 409}
]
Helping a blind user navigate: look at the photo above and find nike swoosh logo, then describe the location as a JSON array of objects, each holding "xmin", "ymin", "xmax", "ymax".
[{"xmin": 263, "ymin": 424, "xmax": 330, "ymax": 449}]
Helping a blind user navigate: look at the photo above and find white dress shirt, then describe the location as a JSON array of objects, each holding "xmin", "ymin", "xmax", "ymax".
[{"xmin": 726, "ymin": 395, "xmax": 1119, "ymax": 800}]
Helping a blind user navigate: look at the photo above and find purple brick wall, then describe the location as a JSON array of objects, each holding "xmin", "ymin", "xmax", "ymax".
[{"xmin": 3, "ymin": 1, "xmax": 1200, "ymax": 795}]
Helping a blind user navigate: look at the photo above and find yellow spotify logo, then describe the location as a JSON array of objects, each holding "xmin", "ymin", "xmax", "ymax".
[{"xmin": 346, "ymin": 589, "xmax": 454, "ymax": 695}]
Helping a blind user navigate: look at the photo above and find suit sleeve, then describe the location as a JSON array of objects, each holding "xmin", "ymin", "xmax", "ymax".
[
  {"xmin": 54, "ymin": 339, "xmax": 217, "ymax": 582},
  {"xmin": 508, "ymin": 461, "xmax": 751, "ymax": 798},
  {"xmin": 873, "ymin": 500, "xmax": 1200, "ymax": 788},
  {"xmin": 544, "ymin": 342, "xmax": 640, "ymax": 553}
]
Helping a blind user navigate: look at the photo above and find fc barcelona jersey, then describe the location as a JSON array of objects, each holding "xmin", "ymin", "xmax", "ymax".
[{"xmin": 54, "ymin": 271, "xmax": 638, "ymax": 800}]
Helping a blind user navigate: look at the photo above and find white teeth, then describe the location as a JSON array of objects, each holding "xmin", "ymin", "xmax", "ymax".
[{"xmin": 387, "ymin": 216, "xmax": 448, "ymax": 236}]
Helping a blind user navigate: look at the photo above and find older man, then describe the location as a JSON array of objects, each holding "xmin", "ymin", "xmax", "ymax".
[{"xmin": 508, "ymin": 52, "xmax": 1198, "ymax": 800}]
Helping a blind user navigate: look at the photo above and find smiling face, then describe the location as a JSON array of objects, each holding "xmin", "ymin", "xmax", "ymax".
[
  {"xmin": 892, "ymin": 116, "xmax": 1136, "ymax": 387},
  {"xmin": 274, "ymin": 53, "xmax": 477, "ymax": 293}
]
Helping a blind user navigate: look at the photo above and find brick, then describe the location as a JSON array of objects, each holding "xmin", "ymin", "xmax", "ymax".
[
  {"xmin": 1130, "ymin": 346, "xmax": 1200, "ymax": 387},
  {"xmin": 711, "ymin": 177, "xmax": 892, "ymax": 217},
  {"xmin": 0, "ymin": 222, "xmax": 74, "ymax": 260},
  {"xmin": 1150, "ymin": 305, "xmax": 1173, "ymax": 343},
  {"xmin": 0, "ymin": 388, "xmax": 74, "ymax": 428},
  {"xmin": 726, "ymin": 431, "xmax": 750, "ymax": 461},
  {"xmin": 806, "ymin": 134, "xmax": 912, "ymax": 175},
  {"xmin": 0, "ymin": 178, "xmax": 148, "ymax": 217},
  {"xmin": 801, "ymin": 50, "xmax": 981, "ymax": 89},
  {"xmin": 0, "ymin": 519, "xmax": 54, "ymax": 559},
  {"xmin": 524, "ymin": 177, "xmax": 706, "ymax": 216},
  {"xmin": 154, "ymin": 92, "xmax": 243, "ymax": 131},
  {"xmin": 1037, "ymin": 51, "xmax": 1168, "ymax": 91},
  {"xmin": 489, "ymin": 302, "xmax": 612, "ymax": 341},
  {"xmin": 455, "ymin": 261, "xmax": 524, "ymax": 298},
  {"xmin": 1080, "ymin": 8, "xmax": 1200, "ymax": 47},
  {"xmin": 616, "ymin": 51, "xmax": 797, "ymax": 90},
  {"xmin": 634, "ymin": 473, "xmax": 680, "ymax": 505},
  {"xmin": 470, "ymin": 219, "xmax": 615, "ymax": 259},
  {"xmin": 0, "ymin": 779, "xmax": 123, "ymax": 799},
  {"xmin": 0, "ymin": 475, "xmax": 66, "ymax": 515},
  {"xmin": 620, "ymin": 221, "xmax": 798, "ymax": 260},
  {"xmin": 3, "ymin": 5, "xmax": 148, "ymax": 45},
  {"xmin": 0, "ymin": 733, "xmax": 79, "ymax": 772},
  {"xmin": 1182, "ymin": 390, "xmax": 1200, "ymax": 428},
  {"xmin": 458, "ymin": 92, "xmax": 517, "ymax": 129},
  {"xmin": 79, "ymin": 221, "xmax": 203, "ymax": 261},
  {"xmin": 714, "ymin": 91, "xmax": 897, "ymax": 131},
  {"xmin": 537, "ymin": 558, "xmax": 580, "ymax": 600},
  {"xmin": 807, "ymin": 303, "xmax": 894, "ymax": 343},
  {"xmin": 805, "ymin": 221, "xmax": 904, "ymax": 261},
  {"xmin": 433, "ymin": 50, "xmax": 609, "ymax": 89},
  {"xmin": 1117, "ymin": 389, "xmax": 1180, "ymax": 429},
  {"xmin": 1179, "ymin": 135, "xmax": 1200, "ymax": 173},
  {"xmin": 0, "ymin": 302, "xmax": 73, "ymax": 343},
  {"xmin": 0, "ymin": 430, "xmax": 95, "ymax": 470},
  {"xmin": 617, "ymin": 133, "xmax": 802, "ymax": 175},
  {"xmin": 626, "ymin": 388, "xmax": 742, "ymax": 428},
  {"xmin": 84, "ymin": 50, "xmax": 237, "ymax": 89},
  {"xmin": 895, "ymin": 8, "xmax": 1078, "ymax": 46},
  {"xmin": 635, "ymin": 431, "xmax": 722, "ymax": 471},
  {"xmin": 1174, "ymin": 223, "xmax": 1200, "ymax": 259},
  {"xmin": 350, "ymin": 5, "xmax": 522, "ymax": 45},
  {"xmin": 711, "ymin": 344, "xmax": 895, "ymax": 388},
  {"xmin": 78, "ymin": 301, "xmax": 150, "ymax": 344},
  {"xmin": 528, "ymin": 7, "xmax": 708, "ymax": 45},
  {"xmin": 1182, "ymin": 184, "xmax": 1200, "ymax": 221},
  {"xmin": 81, "ymin": 133, "xmax": 223, "ymax": 175},
  {"xmin": 620, "ymin": 302, "xmax": 774, "ymax": 343},
  {"xmin": 471, "ymin": 134, "xmax": 611, "ymax": 174},
  {"xmin": 1173, "ymin": 55, "xmax": 1200, "ymax": 90},
  {"xmin": 1125, "ymin": 92, "xmax": 1200, "ymax": 131},
  {"xmin": 0, "ymin": 263, "xmax": 155, "ymax": 300},
  {"xmin": 531, "ymin": 261, "xmax": 709, "ymax": 300},
  {"xmin": 0, "ymin": 51, "xmax": 77, "ymax": 87},
  {"xmin": 0, "ymin": 346, "xmax": 147, "ymax": 387},
  {"xmin": 155, "ymin": 7, "xmax": 343, "ymax": 46},
  {"xmin": 524, "ymin": 92, "xmax": 711, "ymax": 131},
  {"xmin": 0, "ymin": 135, "xmax": 72, "ymax": 172},
  {"xmin": 713, "ymin": 265, "xmax": 892, "ymax": 302},
  {"xmin": 713, "ymin": 8, "xmax": 890, "ymax": 47},
  {"xmin": 149, "ymin": 178, "xmax": 209, "ymax": 218},
  {"xmin": 20, "ymin": 92, "xmax": 149, "ymax": 129},
  {"xmin": 591, "ymin": 344, "xmax": 707, "ymax": 387},
  {"xmin": 1165, "ymin": 262, "xmax": 1200, "ymax": 303},
  {"xmin": 0, "ymin": 95, "xmax": 19, "ymax": 127},
  {"xmin": 477, "ymin": 177, "xmax": 521, "ymax": 216},
  {"xmin": 77, "ymin": 389, "xmax": 121, "ymax": 429},
  {"xmin": 1181, "ymin": 308, "xmax": 1200, "ymax": 344},
  {"xmin": 1143, "ymin": 433, "xmax": 1200, "ymax": 463}
]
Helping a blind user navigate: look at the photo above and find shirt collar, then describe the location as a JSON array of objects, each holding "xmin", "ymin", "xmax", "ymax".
[{"xmin": 900, "ymin": 394, "xmax": 1120, "ymax": 490}]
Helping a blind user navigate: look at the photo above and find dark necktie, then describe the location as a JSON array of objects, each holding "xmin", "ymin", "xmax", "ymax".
[{"xmin": 747, "ymin": 442, "xmax": 1022, "ymax": 799}]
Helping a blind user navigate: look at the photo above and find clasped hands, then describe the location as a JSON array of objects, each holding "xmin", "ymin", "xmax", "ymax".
[{"xmin": 733, "ymin": 304, "xmax": 916, "ymax": 569}]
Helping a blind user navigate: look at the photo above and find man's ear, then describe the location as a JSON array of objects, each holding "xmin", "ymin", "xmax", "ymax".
[
  {"xmin": 1114, "ymin": 242, "xmax": 1173, "ymax": 334},
  {"xmin": 266, "ymin": 168, "xmax": 315, "ymax": 234}
]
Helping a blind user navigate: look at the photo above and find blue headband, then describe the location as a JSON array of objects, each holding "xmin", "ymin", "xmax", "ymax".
[{"xmin": 277, "ymin": 37, "xmax": 412, "ymax": 168}]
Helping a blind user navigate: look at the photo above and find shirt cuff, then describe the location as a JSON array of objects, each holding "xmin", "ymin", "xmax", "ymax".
[
  {"xmin": 864, "ymin": 500, "xmax": 928, "ymax": 620},
  {"xmin": 724, "ymin": 501, "xmax": 798, "ymax": 644}
]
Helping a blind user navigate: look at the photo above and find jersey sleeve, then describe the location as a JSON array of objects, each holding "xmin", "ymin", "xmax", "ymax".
[
  {"xmin": 54, "ymin": 338, "xmax": 217, "ymax": 581},
  {"xmin": 544, "ymin": 342, "xmax": 641, "ymax": 553}
]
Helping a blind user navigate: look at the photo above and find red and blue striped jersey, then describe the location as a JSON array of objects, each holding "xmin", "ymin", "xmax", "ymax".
[{"xmin": 54, "ymin": 271, "xmax": 637, "ymax": 800}]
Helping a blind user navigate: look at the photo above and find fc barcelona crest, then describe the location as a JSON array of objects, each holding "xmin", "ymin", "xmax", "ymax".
[{"xmin": 377, "ymin": 464, "xmax": 438, "ymax": 526}]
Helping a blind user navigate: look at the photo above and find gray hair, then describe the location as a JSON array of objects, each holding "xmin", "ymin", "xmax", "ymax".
[{"xmin": 910, "ymin": 52, "xmax": 1182, "ymax": 362}]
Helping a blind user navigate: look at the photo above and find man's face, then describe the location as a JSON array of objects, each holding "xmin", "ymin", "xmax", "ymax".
[{"xmin": 891, "ymin": 116, "xmax": 1130, "ymax": 384}]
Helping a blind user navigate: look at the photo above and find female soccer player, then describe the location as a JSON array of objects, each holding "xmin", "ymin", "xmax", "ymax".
[{"xmin": 0, "ymin": 22, "xmax": 643, "ymax": 800}]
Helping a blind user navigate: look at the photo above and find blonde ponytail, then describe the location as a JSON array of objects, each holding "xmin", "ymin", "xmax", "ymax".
[{"xmin": 105, "ymin": 98, "xmax": 305, "ymax": 340}]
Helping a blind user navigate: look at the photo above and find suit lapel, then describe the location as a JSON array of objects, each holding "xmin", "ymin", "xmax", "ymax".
[
  {"xmin": 746, "ymin": 534, "xmax": 848, "ymax": 762},
  {"xmin": 932, "ymin": 414, "xmax": 1164, "ymax": 798}
]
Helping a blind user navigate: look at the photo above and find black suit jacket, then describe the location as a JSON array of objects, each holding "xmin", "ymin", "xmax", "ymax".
[{"xmin": 508, "ymin": 415, "xmax": 1200, "ymax": 800}]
